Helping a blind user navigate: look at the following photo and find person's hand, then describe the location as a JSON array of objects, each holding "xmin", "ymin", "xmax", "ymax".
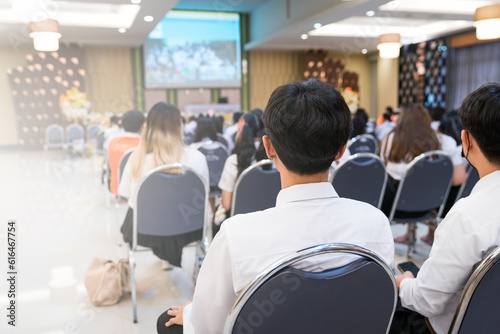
[
  {"xmin": 395, "ymin": 271, "xmax": 415, "ymax": 290},
  {"xmin": 165, "ymin": 301, "xmax": 192, "ymax": 327}
]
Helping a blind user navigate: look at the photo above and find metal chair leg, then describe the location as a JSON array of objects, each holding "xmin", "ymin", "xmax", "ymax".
[
  {"xmin": 129, "ymin": 250, "xmax": 138, "ymax": 323},
  {"xmin": 407, "ymin": 223, "xmax": 417, "ymax": 257}
]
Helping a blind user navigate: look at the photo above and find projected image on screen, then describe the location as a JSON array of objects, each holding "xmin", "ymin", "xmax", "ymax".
[{"xmin": 144, "ymin": 11, "xmax": 241, "ymax": 89}]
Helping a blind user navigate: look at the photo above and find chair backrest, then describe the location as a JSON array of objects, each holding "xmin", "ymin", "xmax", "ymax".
[
  {"xmin": 184, "ymin": 132, "xmax": 194, "ymax": 145},
  {"xmin": 196, "ymin": 141, "xmax": 229, "ymax": 188},
  {"xmin": 448, "ymin": 246, "xmax": 500, "ymax": 334},
  {"xmin": 132, "ymin": 164, "xmax": 209, "ymax": 250},
  {"xmin": 224, "ymin": 243, "xmax": 397, "ymax": 334},
  {"xmin": 117, "ymin": 148, "xmax": 135, "ymax": 186},
  {"xmin": 86, "ymin": 126, "xmax": 100, "ymax": 143},
  {"xmin": 45, "ymin": 124, "xmax": 64, "ymax": 148},
  {"xmin": 231, "ymin": 160, "xmax": 281, "ymax": 216},
  {"xmin": 332, "ymin": 153, "xmax": 387, "ymax": 208},
  {"xmin": 217, "ymin": 133, "xmax": 229, "ymax": 149},
  {"xmin": 348, "ymin": 134, "xmax": 378, "ymax": 154},
  {"xmin": 389, "ymin": 151, "xmax": 454, "ymax": 222},
  {"xmin": 66, "ymin": 124, "xmax": 85, "ymax": 144},
  {"xmin": 455, "ymin": 167, "xmax": 480, "ymax": 202}
]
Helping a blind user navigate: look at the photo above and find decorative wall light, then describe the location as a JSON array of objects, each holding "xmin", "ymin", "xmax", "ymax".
[
  {"xmin": 474, "ymin": 4, "xmax": 500, "ymax": 40},
  {"xmin": 29, "ymin": 19, "xmax": 62, "ymax": 52},
  {"xmin": 377, "ymin": 33, "xmax": 401, "ymax": 59}
]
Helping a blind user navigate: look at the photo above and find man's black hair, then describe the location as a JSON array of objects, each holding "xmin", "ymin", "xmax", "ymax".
[
  {"xmin": 233, "ymin": 111, "xmax": 243, "ymax": 124},
  {"xmin": 263, "ymin": 79, "xmax": 352, "ymax": 175},
  {"xmin": 458, "ymin": 83, "xmax": 500, "ymax": 165},
  {"xmin": 121, "ymin": 110, "xmax": 145, "ymax": 133}
]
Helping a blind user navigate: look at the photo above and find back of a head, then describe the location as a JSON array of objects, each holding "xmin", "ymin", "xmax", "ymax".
[
  {"xmin": 194, "ymin": 117, "xmax": 217, "ymax": 143},
  {"xmin": 428, "ymin": 106, "xmax": 446, "ymax": 122},
  {"xmin": 458, "ymin": 83, "xmax": 500, "ymax": 165},
  {"xmin": 233, "ymin": 111, "xmax": 243, "ymax": 124},
  {"xmin": 121, "ymin": 110, "xmax": 145, "ymax": 133},
  {"xmin": 110, "ymin": 115, "xmax": 120, "ymax": 125},
  {"xmin": 143, "ymin": 102, "xmax": 183, "ymax": 152},
  {"xmin": 263, "ymin": 79, "xmax": 351, "ymax": 175}
]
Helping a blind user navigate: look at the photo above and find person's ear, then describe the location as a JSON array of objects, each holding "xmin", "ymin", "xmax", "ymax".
[
  {"xmin": 333, "ymin": 143, "xmax": 348, "ymax": 162},
  {"xmin": 262, "ymin": 135, "xmax": 277, "ymax": 159},
  {"xmin": 461, "ymin": 130, "xmax": 469, "ymax": 149}
]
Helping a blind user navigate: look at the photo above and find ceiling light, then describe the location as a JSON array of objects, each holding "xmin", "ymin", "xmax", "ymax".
[
  {"xmin": 131, "ymin": 0, "xmax": 141, "ymax": 3},
  {"xmin": 29, "ymin": 19, "xmax": 62, "ymax": 52},
  {"xmin": 144, "ymin": 15, "xmax": 154, "ymax": 22},
  {"xmin": 301, "ymin": 34, "xmax": 309, "ymax": 39},
  {"xmin": 313, "ymin": 23, "xmax": 322, "ymax": 29},
  {"xmin": 118, "ymin": 28, "xmax": 126, "ymax": 33},
  {"xmin": 365, "ymin": 10, "xmax": 375, "ymax": 17},
  {"xmin": 474, "ymin": 4, "xmax": 500, "ymax": 40},
  {"xmin": 362, "ymin": 49, "xmax": 368, "ymax": 54},
  {"xmin": 377, "ymin": 33, "xmax": 401, "ymax": 59}
]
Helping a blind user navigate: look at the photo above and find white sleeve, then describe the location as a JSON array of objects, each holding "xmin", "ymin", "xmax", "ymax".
[
  {"xmin": 186, "ymin": 227, "xmax": 237, "ymax": 333},
  {"xmin": 218, "ymin": 155, "xmax": 238, "ymax": 192},
  {"xmin": 399, "ymin": 208, "xmax": 489, "ymax": 317},
  {"xmin": 439, "ymin": 134, "xmax": 462, "ymax": 166},
  {"xmin": 118, "ymin": 160, "xmax": 132, "ymax": 198}
]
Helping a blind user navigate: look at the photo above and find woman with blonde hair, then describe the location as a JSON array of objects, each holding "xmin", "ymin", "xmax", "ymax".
[
  {"xmin": 380, "ymin": 104, "xmax": 465, "ymax": 244},
  {"xmin": 119, "ymin": 102, "xmax": 209, "ymax": 268}
]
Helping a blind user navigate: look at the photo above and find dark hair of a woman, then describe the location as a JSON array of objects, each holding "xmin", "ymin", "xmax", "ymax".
[
  {"xmin": 387, "ymin": 104, "xmax": 440, "ymax": 163},
  {"xmin": 193, "ymin": 117, "xmax": 217, "ymax": 143},
  {"xmin": 234, "ymin": 113, "xmax": 260, "ymax": 176}
]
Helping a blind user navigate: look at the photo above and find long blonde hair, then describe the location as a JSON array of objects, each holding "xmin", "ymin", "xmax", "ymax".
[{"xmin": 129, "ymin": 102, "xmax": 185, "ymax": 180}]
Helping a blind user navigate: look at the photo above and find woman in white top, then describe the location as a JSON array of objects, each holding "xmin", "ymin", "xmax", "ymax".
[
  {"xmin": 119, "ymin": 102, "xmax": 209, "ymax": 268},
  {"xmin": 380, "ymin": 104, "xmax": 465, "ymax": 244}
]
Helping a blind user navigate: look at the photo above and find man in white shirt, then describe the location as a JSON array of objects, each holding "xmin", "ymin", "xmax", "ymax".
[
  {"xmin": 395, "ymin": 83, "xmax": 500, "ymax": 334},
  {"xmin": 158, "ymin": 80, "xmax": 395, "ymax": 334}
]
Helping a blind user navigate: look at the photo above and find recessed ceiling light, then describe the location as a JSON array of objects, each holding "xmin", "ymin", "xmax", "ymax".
[
  {"xmin": 118, "ymin": 28, "xmax": 127, "ymax": 33},
  {"xmin": 301, "ymin": 34, "xmax": 309, "ymax": 39},
  {"xmin": 362, "ymin": 49, "xmax": 368, "ymax": 54},
  {"xmin": 313, "ymin": 23, "xmax": 322, "ymax": 29},
  {"xmin": 366, "ymin": 10, "xmax": 376, "ymax": 16},
  {"xmin": 144, "ymin": 15, "xmax": 154, "ymax": 22},
  {"xmin": 131, "ymin": 0, "xmax": 141, "ymax": 3}
]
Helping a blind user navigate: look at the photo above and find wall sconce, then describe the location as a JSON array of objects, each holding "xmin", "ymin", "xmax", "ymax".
[
  {"xmin": 377, "ymin": 33, "xmax": 401, "ymax": 59},
  {"xmin": 29, "ymin": 19, "xmax": 62, "ymax": 52},
  {"xmin": 474, "ymin": 4, "xmax": 500, "ymax": 40}
]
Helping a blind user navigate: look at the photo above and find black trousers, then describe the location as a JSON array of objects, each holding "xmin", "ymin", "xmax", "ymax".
[
  {"xmin": 389, "ymin": 298, "xmax": 433, "ymax": 334},
  {"xmin": 157, "ymin": 309, "xmax": 183, "ymax": 334}
]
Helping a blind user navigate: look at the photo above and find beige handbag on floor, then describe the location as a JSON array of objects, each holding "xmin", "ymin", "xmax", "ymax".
[{"xmin": 85, "ymin": 258, "xmax": 130, "ymax": 306}]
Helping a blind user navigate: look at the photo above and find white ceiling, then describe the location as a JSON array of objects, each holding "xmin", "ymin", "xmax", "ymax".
[{"xmin": 0, "ymin": 0, "xmax": 498, "ymax": 52}]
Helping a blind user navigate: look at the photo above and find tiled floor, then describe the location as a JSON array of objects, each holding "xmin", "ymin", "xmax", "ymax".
[{"xmin": 0, "ymin": 149, "xmax": 432, "ymax": 333}]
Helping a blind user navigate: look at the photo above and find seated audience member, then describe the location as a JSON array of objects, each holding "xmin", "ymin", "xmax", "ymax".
[
  {"xmin": 351, "ymin": 108, "xmax": 369, "ymax": 138},
  {"xmin": 379, "ymin": 104, "xmax": 466, "ymax": 244},
  {"xmin": 428, "ymin": 106, "xmax": 446, "ymax": 131},
  {"xmin": 107, "ymin": 111, "xmax": 145, "ymax": 195},
  {"xmin": 394, "ymin": 83, "xmax": 500, "ymax": 334},
  {"xmin": 118, "ymin": 102, "xmax": 209, "ymax": 269},
  {"xmin": 104, "ymin": 115, "xmax": 121, "ymax": 144},
  {"xmin": 184, "ymin": 116, "xmax": 198, "ymax": 134},
  {"xmin": 157, "ymin": 80, "xmax": 394, "ymax": 334},
  {"xmin": 439, "ymin": 110, "xmax": 463, "ymax": 146},
  {"xmin": 223, "ymin": 111, "xmax": 243, "ymax": 150},
  {"xmin": 376, "ymin": 107, "xmax": 397, "ymax": 141},
  {"xmin": 192, "ymin": 117, "xmax": 218, "ymax": 145}
]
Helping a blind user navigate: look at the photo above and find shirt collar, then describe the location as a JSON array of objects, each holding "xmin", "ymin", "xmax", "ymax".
[
  {"xmin": 471, "ymin": 170, "xmax": 500, "ymax": 194},
  {"xmin": 275, "ymin": 182, "xmax": 339, "ymax": 207}
]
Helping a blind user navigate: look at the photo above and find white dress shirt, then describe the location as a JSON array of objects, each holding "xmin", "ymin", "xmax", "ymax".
[
  {"xmin": 182, "ymin": 182, "xmax": 395, "ymax": 334},
  {"xmin": 118, "ymin": 147, "xmax": 209, "ymax": 208},
  {"xmin": 380, "ymin": 132, "xmax": 462, "ymax": 180},
  {"xmin": 399, "ymin": 170, "xmax": 500, "ymax": 334}
]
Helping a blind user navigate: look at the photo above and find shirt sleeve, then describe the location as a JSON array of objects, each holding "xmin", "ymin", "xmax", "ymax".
[
  {"xmin": 399, "ymin": 207, "xmax": 489, "ymax": 317},
  {"xmin": 439, "ymin": 133, "xmax": 462, "ymax": 166},
  {"xmin": 218, "ymin": 155, "xmax": 238, "ymax": 192},
  {"xmin": 185, "ymin": 226, "xmax": 237, "ymax": 334},
  {"xmin": 118, "ymin": 160, "xmax": 132, "ymax": 198}
]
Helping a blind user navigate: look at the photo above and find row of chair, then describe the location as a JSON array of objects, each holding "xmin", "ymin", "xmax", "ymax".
[{"xmin": 44, "ymin": 123, "xmax": 102, "ymax": 150}]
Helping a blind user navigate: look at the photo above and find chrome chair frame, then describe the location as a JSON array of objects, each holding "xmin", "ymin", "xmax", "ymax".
[
  {"xmin": 332, "ymin": 152, "xmax": 388, "ymax": 209},
  {"xmin": 194, "ymin": 140, "xmax": 230, "ymax": 197},
  {"xmin": 389, "ymin": 151, "xmax": 453, "ymax": 256},
  {"xmin": 223, "ymin": 242, "xmax": 397, "ymax": 334},
  {"xmin": 129, "ymin": 163, "xmax": 211, "ymax": 323},
  {"xmin": 448, "ymin": 246, "xmax": 500, "ymax": 334},
  {"xmin": 230, "ymin": 159, "xmax": 278, "ymax": 217},
  {"xmin": 348, "ymin": 134, "xmax": 379, "ymax": 155}
]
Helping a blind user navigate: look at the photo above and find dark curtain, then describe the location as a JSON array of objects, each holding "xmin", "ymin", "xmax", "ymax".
[{"xmin": 448, "ymin": 40, "xmax": 500, "ymax": 110}]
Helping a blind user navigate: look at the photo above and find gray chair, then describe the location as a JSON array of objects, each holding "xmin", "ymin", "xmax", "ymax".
[
  {"xmin": 217, "ymin": 133, "xmax": 229, "ymax": 149},
  {"xmin": 448, "ymin": 246, "xmax": 500, "ymax": 334},
  {"xmin": 65, "ymin": 123, "xmax": 85, "ymax": 147},
  {"xmin": 348, "ymin": 134, "xmax": 378, "ymax": 154},
  {"xmin": 86, "ymin": 125, "xmax": 100, "ymax": 144},
  {"xmin": 231, "ymin": 159, "xmax": 281, "ymax": 216},
  {"xmin": 331, "ymin": 153, "xmax": 387, "ymax": 208},
  {"xmin": 455, "ymin": 167, "xmax": 479, "ymax": 202},
  {"xmin": 195, "ymin": 141, "xmax": 229, "ymax": 196},
  {"xmin": 44, "ymin": 124, "xmax": 64, "ymax": 150},
  {"xmin": 389, "ymin": 151, "xmax": 453, "ymax": 256},
  {"xmin": 129, "ymin": 163, "xmax": 210, "ymax": 323},
  {"xmin": 223, "ymin": 243, "xmax": 397, "ymax": 334}
]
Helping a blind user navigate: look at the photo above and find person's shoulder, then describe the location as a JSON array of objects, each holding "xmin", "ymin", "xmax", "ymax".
[
  {"xmin": 185, "ymin": 146, "xmax": 206, "ymax": 160},
  {"xmin": 437, "ymin": 132, "xmax": 457, "ymax": 148}
]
